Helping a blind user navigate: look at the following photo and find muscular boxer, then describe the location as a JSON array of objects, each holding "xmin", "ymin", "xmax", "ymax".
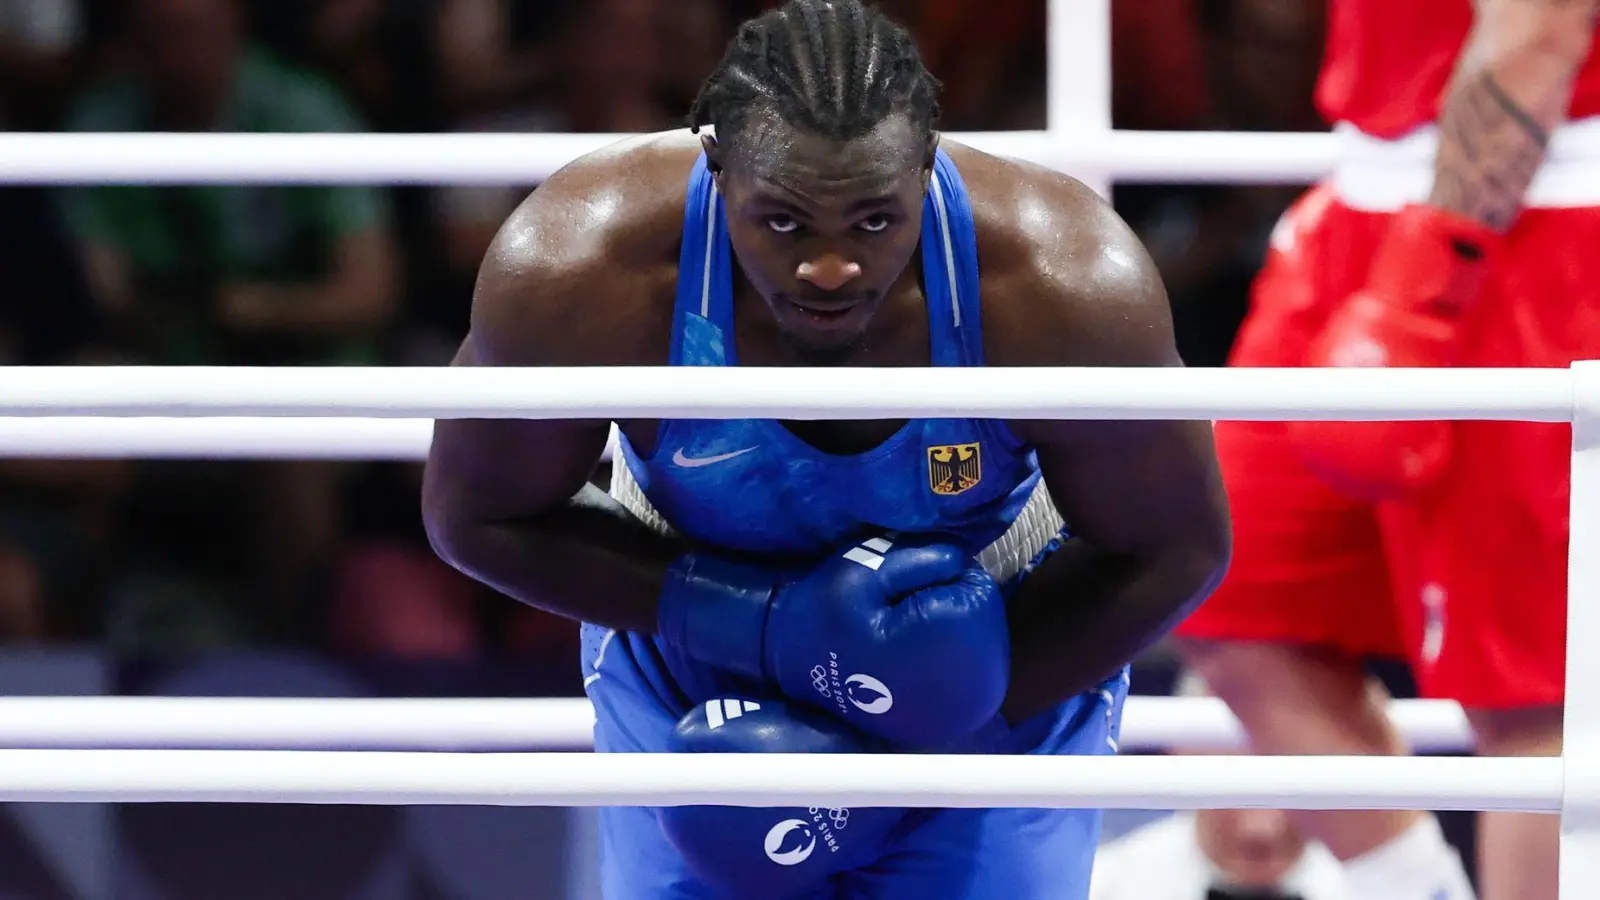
[
  {"xmin": 1177, "ymin": 2, "xmax": 1600, "ymax": 899},
  {"xmin": 422, "ymin": 1, "xmax": 1229, "ymax": 896}
]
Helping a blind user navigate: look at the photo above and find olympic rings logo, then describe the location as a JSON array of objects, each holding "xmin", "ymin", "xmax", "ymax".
[
  {"xmin": 810, "ymin": 665, "xmax": 831, "ymax": 698},
  {"xmin": 807, "ymin": 807, "xmax": 850, "ymax": 830}
]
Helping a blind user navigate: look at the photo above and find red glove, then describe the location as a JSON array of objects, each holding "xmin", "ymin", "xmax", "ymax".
[{"xmin": 1288, "ymin": 204, "xmax": 1503, "ymax": 500}]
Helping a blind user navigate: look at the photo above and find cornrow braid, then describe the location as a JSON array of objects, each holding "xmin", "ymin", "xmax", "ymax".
[{"xmin": 689, "ymin": 0, "xmax": 942, "ymax": 147}]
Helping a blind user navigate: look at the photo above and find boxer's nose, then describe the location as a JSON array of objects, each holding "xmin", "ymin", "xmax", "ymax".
[{"xmin": 796, "ymin": 254, "xmax": 862, "ymax": 292}]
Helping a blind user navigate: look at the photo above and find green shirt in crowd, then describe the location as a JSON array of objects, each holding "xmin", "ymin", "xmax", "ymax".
[{"xmin": 63, "ymin": 49, "xmax": 391, "ymax": 364}]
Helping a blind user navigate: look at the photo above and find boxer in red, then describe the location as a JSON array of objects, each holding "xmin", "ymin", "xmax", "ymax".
[{"xmin": 1176, "ymin": 2, "xmax": 1600, "ymax": 899}]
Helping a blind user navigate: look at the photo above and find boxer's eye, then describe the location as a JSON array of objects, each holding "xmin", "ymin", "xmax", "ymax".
[
  {"xmin": 857, "ymin": 215, "xmax": 892, "ymax": 234},
  {"xmin": 766, "ymin": 217, "xmax": 800, "ymax": 234}
]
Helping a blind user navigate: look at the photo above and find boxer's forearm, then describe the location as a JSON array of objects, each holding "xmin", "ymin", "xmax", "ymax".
[
  {"xmin": 426, "ymin": 481, "xmax": 686, "ymax": 634},
  {"xmin": 1428, "ymin": 0, "xmax": 1597, "ymax": 230},
  {"xmin": 999, "ymin": 538, "xmax": 1224, "ymax": 722}
]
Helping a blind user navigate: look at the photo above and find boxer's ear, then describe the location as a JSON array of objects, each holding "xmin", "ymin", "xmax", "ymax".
[
  {"xmin": 701, "ymin": 132, "xmax": 723, "ymax": 178},
  {"xmin": 921, "ymin": 132, "xmax": 940, "ymax": 191}
]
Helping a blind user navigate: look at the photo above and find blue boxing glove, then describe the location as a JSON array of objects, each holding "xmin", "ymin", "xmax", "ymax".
[
  {"xmin": 658, "ymin": 536, "xmax": 1009, "ymax": 747},
  {"xmin": 658, "ymin": 697, "xmax": 903, "ymax": 899}
]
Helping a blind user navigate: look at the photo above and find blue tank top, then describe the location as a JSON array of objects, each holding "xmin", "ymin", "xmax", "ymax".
[
  {"xmin": 614, "ymin": 149, "xmax": 1044, "ymax": 558},
  {"xmin": 599, "ymin": 150, "xmax": 1107, "ymax": 751}
]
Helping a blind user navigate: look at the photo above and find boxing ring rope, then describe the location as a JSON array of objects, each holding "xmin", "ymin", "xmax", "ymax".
[
  {"xmin": 0, "ymin": 417, "xmax": 437, "ymax": 460},
  {"xmin": 0, "ymin": 696, "xmax": 1475, "ymax": 754},
  {"xmin": 0, "ymin": 751, "xmax": 1557, "ymax": 811},
  {"xmin": 0, "ymin": 366, "xmax": 1565, "ymax": 462},
  {"xmin": 0, "ymin": 130, "xmax": 1339, "ymax": 185},
  {"xmin": 0, "ymin": 365, "xmax": 1571, "ymax": 421}
]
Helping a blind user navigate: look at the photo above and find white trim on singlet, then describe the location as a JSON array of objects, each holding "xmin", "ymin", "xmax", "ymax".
[
  {"xmin": 700, "ymin": 183, "xmax": 719, "ymax": 317},
  {"xmin": 929, "ymin": 171, "xmax": 963, "ymax": 329}
]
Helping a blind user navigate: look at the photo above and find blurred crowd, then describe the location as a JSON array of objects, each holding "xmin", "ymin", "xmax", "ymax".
[{"xmin": 0, "ymin": 0, "xmax": 1327, "ymax": 660}]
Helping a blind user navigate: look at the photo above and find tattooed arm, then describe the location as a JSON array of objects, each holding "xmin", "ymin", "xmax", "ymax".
[
  {"xmin": 1431, "ymin": 0, "xmax": 1599, "ymax": 230},
  {"xmin": 1290, "ymin": 1, "xmax": 1598, "ymax": 499}
]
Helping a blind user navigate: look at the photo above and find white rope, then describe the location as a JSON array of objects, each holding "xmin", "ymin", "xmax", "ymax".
[
  {"xmin": 0, "ymin": 131, "xmax": 1335, "ymax": 185},
  {"xmin": 0, "ymin": 750, "xmax": 1553, "ymax": 811},
  {"xmin": 1121, "ymin": 696, "xmax": 1474, "ymax": 754},
  {"xmin": 0, "ymin": 696, "xmax": 1473, "ymax": 753},
  {"xmin": 0, "ymin": 697, "xmax": 597, "ymax": 751},
  {"xmin": 0, "ymin": 366, "xmax": 1573, "ymax": 421},
  {"xmin": 0, "ymin": 417, "xmax": 625, "ymax": 462},
  {"xmin": 0, "ymin": 417, "xmax": 434, "ymax": 459}
]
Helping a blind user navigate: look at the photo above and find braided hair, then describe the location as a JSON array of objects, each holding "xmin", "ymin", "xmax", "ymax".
[{"xmin": 689, "ymin": 0, "xmax": 942, "ymax": 153}]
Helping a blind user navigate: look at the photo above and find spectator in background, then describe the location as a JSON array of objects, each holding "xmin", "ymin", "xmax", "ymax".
[
  {"xmin": 432, "ymin": 0, "xmax": 559, "ymax": 128},
  {"xmin": 64, "ymin": 0, "xmax": 397, "ymax": 369},
  {"xmin": 0, "ymin": 0, "xmax": 83, "ymax": 130},
  {"xmin": 300, "ymin": 0, "xmax": 451, "ymax": 134},
  {"xmin": 430, "ymin": 0, "xmax": 676, "ymax": 316},
  {"xmin": 1090, "ymin": 671, "xmax": 1351, "ymax": 900},
  {"xmin": 656, "ymin": 0, "xmax": 733, "ymax": 117},
  {"xmin": 0, "ymin": 544, "xmax": 43, "ymax": 642},
  {"xmin": 0, "ymin": 0, "xmax": 126, "ymax": 645},
  {"xmin": 1110, "ymin": 0, "xmax": 1326, "ymax": 367},
  {"xmin": 1092, "ymin": 803, "xmax": 1346, "ymax": 900},
  {"xmin": 890, "ymin": 0, "xmax": 1043, "ymax": 129},
  {"xmin": 60, "ymin": 0, "xmax": 400, "ymax": 648}
]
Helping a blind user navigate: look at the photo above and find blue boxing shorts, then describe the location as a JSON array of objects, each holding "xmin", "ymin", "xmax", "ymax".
[{"xmin": 580, "ymin": 623, "xmax": 1129, "ymax": 899}]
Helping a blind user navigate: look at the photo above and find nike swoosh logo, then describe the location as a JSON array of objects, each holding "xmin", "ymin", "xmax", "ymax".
[{"xmin": 671, "ymin": 446, "xmax": 759, "ymax": 468}]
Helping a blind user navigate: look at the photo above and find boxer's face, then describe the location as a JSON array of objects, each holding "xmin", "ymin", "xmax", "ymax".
[
  {"xmin": 1195, "ymin": 807, "xmax": 1309, "ymax": 889},
  {"xmin": 709, "ymin": 112, "xmax": 936, "ymax": 360}
]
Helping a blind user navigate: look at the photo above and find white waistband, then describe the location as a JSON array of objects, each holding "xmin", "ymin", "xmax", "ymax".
[{"xmin": 1331, "ymin": 117, "xmax": 1600, "ymax": 211}]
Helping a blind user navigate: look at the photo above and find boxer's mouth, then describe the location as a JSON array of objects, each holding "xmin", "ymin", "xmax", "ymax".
[
  {"xmin": 785, "ymin": 296, "xmax": 871, "ymax": 331},
  {"xmin": 784, "ymin": 289, "xmax": 876, "ymax": 322}
]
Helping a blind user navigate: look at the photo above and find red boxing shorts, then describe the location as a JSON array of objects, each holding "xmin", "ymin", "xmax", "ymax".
[{"xmin": 1176, "ymin": 183, "xmax": 1600, "ymax": 709}]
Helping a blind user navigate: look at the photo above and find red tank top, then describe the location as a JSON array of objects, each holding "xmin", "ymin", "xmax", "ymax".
[{"xmin": 1317, "ymin": 0, "xmax": 1600, "ymax": 138}]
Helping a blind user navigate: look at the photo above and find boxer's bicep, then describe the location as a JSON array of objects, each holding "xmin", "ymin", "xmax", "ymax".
[
  {"xmin": 425, "ymin": 335, "xmax": 611, "ymax": 524},
  {"xmin": 1001, "ymin": 183, "xmax": 1228, "ymax": 599},
  {"xmin": 421, "ymin": 196, "xmax": 680, "ymax": 631},
  {"xmin": 1025, "ymin": 308, "xmax": 1227, "ymax": 574},
  {"xmin": 1035, "ymin": 237, "xmax": 1220, "ymax": 559},
  {"xmin": 425, "ymin": 192, "xmax": 636, "ymax": 524},
  {"xmin": 1035, "ymin": 420, "xmax": 1227, "ymax": 571},
  {"xmin": 996, "ymin": 219, "xmax": 1230, "ymax": 712}
]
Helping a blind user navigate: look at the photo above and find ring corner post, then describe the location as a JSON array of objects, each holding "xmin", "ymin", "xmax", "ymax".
[
  {"xmin": 1562, "ymin": 360, "xmax": 1600, "ymax": 896},
  {"xmin": 1047, "ymin": 0, "xmax": 1111, "ymax": 198}
]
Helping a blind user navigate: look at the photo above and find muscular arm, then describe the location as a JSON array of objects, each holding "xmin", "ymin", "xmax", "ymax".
[
  {"xmin": 423, "ymin": 346, "xmax": 682, "ymax": 634},
  {"xmin": 992, "ymin": 187, "xmax": 1231, "ymax": 722},
  {"xmin": 422, "ymin": 155, "xmax": 688, "ymax": 633},
  {"xmin": 1429, "ymin": 0, "xmax": 1599, "ymax": 230}
]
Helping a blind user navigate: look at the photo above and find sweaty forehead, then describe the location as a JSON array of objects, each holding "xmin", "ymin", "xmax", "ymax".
[{"xmin": 729, "ymin": 113, "xmax": 927, "ymax": 195}]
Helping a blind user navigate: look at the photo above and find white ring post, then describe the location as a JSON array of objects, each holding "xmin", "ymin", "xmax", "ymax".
[
  {"xmin": 1562, "ymin": 360, "xmax": 1600, "ymax": 893},
  {"xmin": 1047, "ymin": 0, "xmax": 1112, "ymax": 197}
]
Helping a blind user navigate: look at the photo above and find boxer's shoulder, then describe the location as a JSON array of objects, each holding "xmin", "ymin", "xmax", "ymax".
[
  {"xmin": 940, "ymin": 139, "xmax": 1172, "ymax": 369},
  {"xmin": 469, "ymin": 131, "xmax": 700, "ymax": 368}
]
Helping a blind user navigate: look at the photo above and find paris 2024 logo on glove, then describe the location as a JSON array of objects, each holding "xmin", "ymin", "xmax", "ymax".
[
  {"xmin": 764, "ymin": 807, "xmax": 852, "ymax": 865},
  {"xmin": 811, "ymin": 655, "xmax": 894, "ymax": 716}
]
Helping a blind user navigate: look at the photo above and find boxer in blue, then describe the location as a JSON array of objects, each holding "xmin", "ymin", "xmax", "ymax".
[{"xmin": 423, "ymin": 1, "xmax": 1230, "ymax": 896}]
